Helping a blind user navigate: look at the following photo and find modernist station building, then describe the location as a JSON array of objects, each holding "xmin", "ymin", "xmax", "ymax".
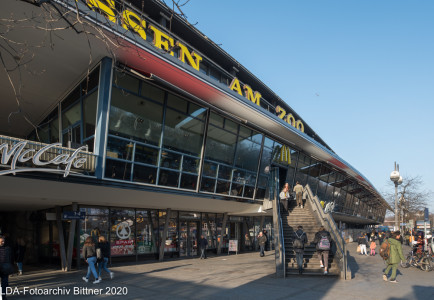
[{"xmin": 0, "ymin": 0, "xmax": 389, "ymax": 266}]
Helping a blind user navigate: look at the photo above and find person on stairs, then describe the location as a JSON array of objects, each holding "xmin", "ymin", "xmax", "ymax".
[
  {"xmin": 293, "ymin": 181, "xmax": 304, "ymax": 208},
  {"xmin": 314, "ymin": 226, "xmax": 332, "ymax": 275},
  {"xmin": 293, "ymin": 225, "xmax": 308, "ymax": 274},
  {"xmin": 279, "ymin": 183, "xmax": 290, "ymax": 212}
]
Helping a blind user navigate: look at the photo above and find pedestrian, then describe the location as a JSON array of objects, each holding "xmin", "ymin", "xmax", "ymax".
[
  {"xmin": 263, "ymin": 230, "xmax": 269, "ymax": 251},
  {"xmin": 279, "ymin": 183, "xmax": 290, "ymax": 211},
  {"xmin": 378, "ymin": 232, "xmax": 384, "ymax": 245},
  {"xmin": 82, "ymin": 237, "xmax": 101, "ymax": 284},
  {"xmin": 0, "ymin": 235, "xmax": 14, "ymax": 300},
  {"xmin": 383, "ymin": 231, "xmax": 405, "ymax": 283},
  {"xmin": 199, "ymin": 235, "xmax": 208, "ymax": 259},
  {"xmin": 14, "ymin": 238, "xmax": 26, "ymax": 276},
  {"xmin": 370, "ymin": 240, "xmax": 376, "ymax": 256},
  {"xmin": 358, "ymin": 233, "xmax": 368, "ymax": 256},
  {"xmin": 293, "ymin": 181, "xmax": 304, "ymax": 208},
  {"xmin": 97, "ymin": 236, "xmax": 113, "ymax": 280},
  {"xmin": 314, "ymin": 226, "xmax": 332, "ymax": 275},
  {"xmin": 258, "ymin": 232, "xmax": 267, "ymax": 257},
  {"xmin": 293, "ymin": 225, "xmax": 308, "ymax": 274}
]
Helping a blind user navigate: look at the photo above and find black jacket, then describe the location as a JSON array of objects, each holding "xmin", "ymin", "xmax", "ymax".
[
  {"xmin": 357, "ymin": 236, "xmax": 367, "ymax": 245},
  {"xmin": 294, "ymin": 229, "xmax": 308, "ymax": 253},
  {"xmin": 0, "ymin": 245, "xmax": 13, "ymax": 264},
  {"xmin": 97, "ymin": 241, "xmax": 110, "ymax": 258},
  {"xmin": 14, "ymin": 244, "xmax": 26, "ymax": 263},
  {"xmin": 199, "ymin": 238, "xmax": 208, "ymax": 249}
]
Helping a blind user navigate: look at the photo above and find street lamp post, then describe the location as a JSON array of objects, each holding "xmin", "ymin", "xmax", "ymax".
[{"xmin": 390, "ymin": 162, "xmax": 403, "ymax": 231}]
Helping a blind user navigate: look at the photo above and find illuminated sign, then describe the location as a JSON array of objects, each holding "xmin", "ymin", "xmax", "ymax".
[
  {"xmin": 273, "ymin": 145, "xmax": 292, "ymax": 165},
  {"xmin": 0, "ymin": 141, "xmax": 88, "ymax": 177},
  {"xmin": 81, "ymin": 0, "xmax": 305, "ymax": 132}
]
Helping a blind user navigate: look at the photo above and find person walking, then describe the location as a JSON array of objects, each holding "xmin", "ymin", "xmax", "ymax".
[
  {"xmin": 358, "ymin": 233, "xmax": 368, "ymax": 256},
  {"xmin": 279, "ymin": 183, "xmax": 290, "ymax": 212},
  {"xmin": 199, "ymin": 235, "xmax": 208, "ymax": 259},
  {"xmin": 383, "ymin": 231, "xmax": 405, "ymax": 283},
  {"xmin": 14, "ymin": 238, "xmax": 26, "ymax": 276},
  {"xmin": 370, "ymin": 240, "xmax": 376, "ymax": 256},
  {"xmin": 258, "ymin": 232, "xmax": 267, "ymax": 257},
  {"xmin": 82, "ymin": 237, "xmax": 101, "ymax": 284},
  {"xmin": 97, "ymin": 236, "xmax": 113, "ymax": 280},
  {"xmin": 314, "ymin": 226, "xmax": 331, "ymax": 275},
  {"xmin": 293, "ymin": 225, "xmax": 308, "ymax": 274},
  {"xmin": 293, "ymin": 181, "xmax": 304, "ymax": 208},
  {"xmin": 0, "ymin": 235, "xmax": 14, "ymax": 300}
]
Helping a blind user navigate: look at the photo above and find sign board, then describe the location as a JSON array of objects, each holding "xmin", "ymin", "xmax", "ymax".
[
  {"xmin": 46, "ymin": 213, "xmax": 56, "ymax": 221},
  {"xmin": 424, "ymin": 208, "xmax": 429, "ymax": 222},
  {"xmin": 228, "ymin": 240, "xmax": 238, "ymax": 254},
  {"xmin": 62, "ymin": 211, "xmax": 85, "ymax": 220},
  {"xmin": 0, "ymin": 138, "xmax": 91, "ymax": 177},
  {"xmin": 416, "ymin": 220, "xmax": 430, "ymax": 229}
]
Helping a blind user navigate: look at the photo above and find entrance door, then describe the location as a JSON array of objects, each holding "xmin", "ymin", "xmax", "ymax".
[
  {"xmin": 179, "ymin": 221, "xmax": 198, "ymax": 257},
  {"xmin": 277, "ymin": 166, "xmax": 288, "ymax": 190}
]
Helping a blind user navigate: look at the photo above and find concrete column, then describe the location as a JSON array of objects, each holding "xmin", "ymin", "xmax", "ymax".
[
  {"xmin": 66, "ymin": 203, "xmax": 78, "ymax": 271},
  {"xmin": 56, "ymin": 206, "xmax": 67, "ymax": 271},
  {"xmin": 159, "ymin": 209, "xmax": 171, "ymax": 261},
  {"xmin": 217, "ymin": 213, "xmax": 228, "ymax": 255}
]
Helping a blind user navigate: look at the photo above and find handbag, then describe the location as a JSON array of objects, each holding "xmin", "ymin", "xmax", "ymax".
[
  {"xmin": 356, "ymin": 245, "xmax": 361, "ymax": 253},
  {"xmin": 0, "ymin": 262, "xmax": 15, "ymax": 275}
]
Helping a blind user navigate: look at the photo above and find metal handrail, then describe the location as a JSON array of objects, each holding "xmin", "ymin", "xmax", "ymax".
[
  {"xmin": 271, "ymin": 167, "xmax": 285, "ymax": 278},
  {"xmin": 277, "ymin": 187, "xmax": 286, "ymax": 278},
  {"xmin": 304, "ymin": 184, "xmax": 349, "ymax": 280}
]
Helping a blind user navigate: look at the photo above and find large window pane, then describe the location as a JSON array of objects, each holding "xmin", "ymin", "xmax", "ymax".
[
  {"xmin": 163, "ymin": 107, "xmax": 205, "ymax": 156},
  {"xmin": 109, "ymin": 88, "xmax": 163, "ymax": 145},
  {"xmin": 205, "ymin": 125, "xmax": 237, "ymax": 165},
  {"xmin": 62, "ymin": 102, "xmax": 81, "ymax": 129},
  {"xmin": 105, "ymin": 159, "xmax": 132, "ymax": 181},
  {"xmin": 133, "ymin": 164, "xmax": 157, "ymax": 184},
  {"xmin": 83, "ymin": 91, "xmax": 98, "ymax": 139},
  {"xmin": 141, "ymin": 81, "xmax": 164, "ymax": 104},
  {"xmin": 234, "ymin": 127, "xmax": 262, "ymax": 172}
]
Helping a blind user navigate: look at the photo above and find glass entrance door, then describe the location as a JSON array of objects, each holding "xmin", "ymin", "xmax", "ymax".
[{"xmin": 179, "ymin": 221, "xmax": 198, "ymax": 257}]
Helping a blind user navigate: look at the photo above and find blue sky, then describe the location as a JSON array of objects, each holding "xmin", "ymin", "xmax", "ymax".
[{"xmin": 179, "ymin": 0, "xmax": 434, "ymax": 211}]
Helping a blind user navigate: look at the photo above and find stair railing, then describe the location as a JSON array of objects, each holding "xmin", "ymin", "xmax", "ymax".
[
  {"xmin": 304, "ymin": 184, "xmax": 350, "ymax": 280},
  {"xmin": 271, "ymin": 168, "xmax": 285, "ymax": 278}
]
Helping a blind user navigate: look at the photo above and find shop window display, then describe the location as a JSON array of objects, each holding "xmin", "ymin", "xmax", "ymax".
[{"xmin": 110, "ymin": 209, "xmax": 136, "ymax": 256}]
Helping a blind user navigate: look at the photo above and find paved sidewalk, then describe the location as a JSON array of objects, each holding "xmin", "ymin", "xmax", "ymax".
[{"xmin": 6, "ymin": 243, "xmax": 434, "ymax": 300}]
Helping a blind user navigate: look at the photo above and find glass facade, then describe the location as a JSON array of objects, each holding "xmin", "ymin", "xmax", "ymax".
[
  {"xmin": 29, "ymin": 65, "xmax": 385, "ymax": 224},
  {"xmin": 100, "ymin": 68, "xmax": 385, "ymax": 222}
]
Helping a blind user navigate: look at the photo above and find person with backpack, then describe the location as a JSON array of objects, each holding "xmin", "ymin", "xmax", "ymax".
[
  {"xmin": 293, "ymin": 225, "xmax": 308, "ymax": 274},
  {"xmin": 97, "ymin": 236, "xmax": 113, "ymax": 280},
  {"xmin": 314, "ymin": 226, "xmax": 331, "ymax": 275},
  {"xmin": 382, "ymin": 231, "xmax": 405, "ymax": 283}
]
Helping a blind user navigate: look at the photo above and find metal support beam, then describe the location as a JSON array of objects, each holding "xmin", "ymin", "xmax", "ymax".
[
  {"xmin": 217, "ymin": 213, "xmax": 228, "ymax": 255},
  {"xmin": 94, "ymin": 57, "xmax": 114, "ymax": 179},
  {"xmin": 56, "ymin": 206, "xmax": 67, "ymax": 271},
  {"xmin": 66, "ymin": 202, "xmax": 78, "ymax": 271},
  {"xmin": 159, "ymin": 209, "xmax": 171, "ymax": 261}
]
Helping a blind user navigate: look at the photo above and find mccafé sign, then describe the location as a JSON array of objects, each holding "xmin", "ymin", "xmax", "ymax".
[
  {"xmin": 0, "ymin": 140, "xmax": 88, "ymax": 177},
  {"xmin": 81, "ymin": 0, "xmax": 304, "ymax": 132}
]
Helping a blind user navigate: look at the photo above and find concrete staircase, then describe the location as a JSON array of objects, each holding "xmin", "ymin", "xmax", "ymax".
[{"xmin": 281, "ymin": 201, "xmax": 340, "ymax": 276}]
